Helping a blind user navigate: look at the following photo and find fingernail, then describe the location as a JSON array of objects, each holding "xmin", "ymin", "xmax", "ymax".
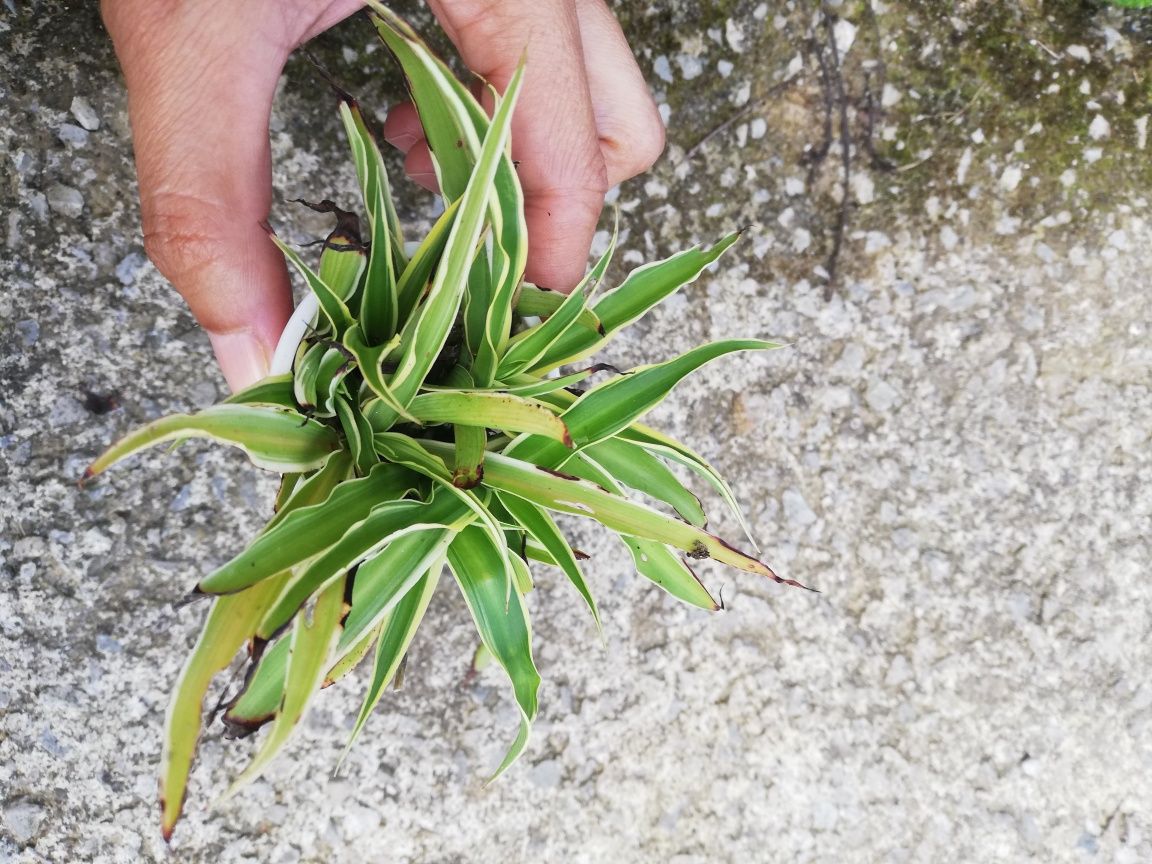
[
  {"xmin": 385, "ymin": 131, "xmax": 419, "ymax": 152},
  {"xmin": 208, "ymin": 330, "xmax": 270, "ymax": 393}
]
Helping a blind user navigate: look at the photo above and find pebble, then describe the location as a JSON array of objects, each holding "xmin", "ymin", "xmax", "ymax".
[
  {"xmin": 57, "ymin": 123, "xmax": 89, "ymax": 148},
  {"xmin": 115, "ymin": 251, "xmax": 147, "ymax": 286},
  {"xmin": 16, "ymin": 319, "xmax": 38, "ymax": 347},
  {"xmin": 1066, "ymin": 44, "xmax": 1091, "ymax": 63},
  {"xmin": 2, "ymin": 800, "xmax": 45, "ymax": 844},
  {"xmin": 652, "ymin": 55, "xmax": 673, "ymax": 83},
  {"xmin": 69, "ymin": 96, "xmax": 100, "ymax": 131},
  {"xmin": 46, "ymin": 183, "xmax": 84, "ymax": 218},
  {"xmin": 675, "ymin": 54, "xmax": 703, "ymax": 81},
  {"xmin": 1088, "ymin": 114, "xmax": 1111, "ymax": 140},
  {"xmin": 999, "ymin": 165, "xmax": 1023, "ymax": 192},
  {"xmin": 782, "ymin": 489, "xmax": 818, "ymax": 528},
  {"xmin": 865, "ymin": 378, "xmax": 901, "ymax": 412}
]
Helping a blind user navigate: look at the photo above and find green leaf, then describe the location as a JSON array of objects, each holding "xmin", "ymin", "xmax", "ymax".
[
  {"xmin": 223, "ymin": 374, "xmax": 296, "ymax": 408},
  {"xmin": 381, "ymin": 59, "xmax": 526, "ymax": 422},
  {"xmin": 317, "ymin": 214, "xmax": 367, "ymax": 304},
  {"xmin": 533, "ymin": 231, "xmax": 744, "ymax": 372},
  {"xmin": 447, "ymin": 525, "xmax": 540, "ymax": 780},
  {"xmin": 85, "ymin": 405, "xmax": 338, "ymax": 480},
  {"xmin": 513, "ymin": 284, "xmax": 602, "ymax": 333},
  {"xmin": 622, "ymin": 536, "xmax": 718, "ymax": 610},
  {"xmin": 265, "ymin": 450, "xmax": 354, "ymax": 533},
  {"xmin": 617, "ymin": 422, "xmax": 758, "ymax": 551},
  {"xmin": 409, "ymin": 391, "xmax": 571, "ymax": 445},
  {"xmin": 563, "ymin": 339, "xmax": 780, "ymax": 446},
  {"xmin": 372, "ymin": 432, "xmax": 511, "ymax": 565},
  {"xmin": 421, "ymin": 441, "xmax": 790, "ymax": 585},
  {"xmin": 339, "ymin": 99, "xmax": 401, "ymax": 340},
  {"xmin": 582, "ymin": 437, "xmax": 707, "ymax": 526},
  {"xmin": 453, "ymin": 423, "xmax": 487, "ymax": 489},
  {"xmin": 198, "ymin": 463, "xmax": 419, "ymax": 595},
  {"xmin": 159, "ymin": 576, "xmax": 286, "ymax": 840},
  {"xmin": 224, "ymin": 574, "xmax": 349, "ymax": 797},
  {"xmin": 256, "ymin": 494, "xmax": 464, "ymax": 640},
  {"xmin": 268, "ymin": 231, "xmax": 353, "ymax": 336},
  {"xmin": 497, "ymin": 213, "xmax": 617, "ymax": 379},
  {"xmin": 341, "ymin": 325, "xmax": 417, "ymax": 425},
  {"xmin": 339, "ymin": 527, "xmax": 460, "ymax": 650},
  {"xmin": 496, "ymin": 492, "xmax": 600, "ymax": 631},
  {"xmin": 498, "ymin": 364, "xmax": 619, "ymax": 399},
  {"xmin": 368, "ymin": 4, "xmax": 483, "ymax": 201},
  {"xmin": 342, "ymin": 563, "xmax": 443, "ymax": 759},
  {"xmin": 333, "ymin": 395, "xmax": 376, "ymax": 477},
  {"xmin": 222, "ymin": 637, "xmax": 288, "ymax": 734},
  {"xmin": 394, "ymin": 196, "xmax": 461, "ymax": 321}
]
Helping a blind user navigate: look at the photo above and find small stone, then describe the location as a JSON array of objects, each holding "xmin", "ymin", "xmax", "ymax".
[
  {"xmin": 652, "ymin": 55, "xmax": 673, "ymax": 83},
  {"xmin": 1083, "ymin": 147, "xmax": 1103, "ymax": 163},
  {"xmin": 885, "ymin": 655, "xmax": 912, "ymax": 687},
  {"xmin": 782, "ymin": 489, "xmax": 817, "ymax": 528},
  {"xmin": 865, "ymin": 379, "xmax": 901, "ymax": 412},
  {"xmin": 956, "ymin": 147, "xmax": 972, "ymax": 185},
  {"xmin": 15, "ymin": 319, "xmax": 38, "ymax": 347},
  {"xmin": 717, "ymin": 59, "xmax": 734, "ymax": 78},
  {"xmin": 833, "ymin": 19, "xmax": 857, "ymax": 55},
  {"xmin": 46, "ymin": 184, "xmax": 84, "ymax": 218},
  {"xmin": 999, "ymin": 165, "xmax": 1023, "ymax": 192},
  {"xmin": 881, "ymin": 83, "xmax": 902, "ymax": 107},
  {"xmin": 3, "ymin": 800, "xmax": 45, "ymax": 844},
  {"xmin": 115, "ymin": 251, "xmax": 147, "ymax": 286},
  {"xmin": 725, "ymin": 18, "xmax": 746, "ymax": 53},
  {"xmin": 1088, "ymin": 114, "xmax": 1111, "ymax": 140},
  {"xmin": 1066, "ymin": 44, "xmax": 1091, "ymax": 63},
  {"xmin": 57, "ymin": 123, "xmax": 89, "ymax": 147},
  {"xmin": 749, "ymin": 117, "xmax": 767, "ymax": 139},
  {"xmin": 791, "ymin": 227, "xmax": 811, "ymax": 253},
  {"xmin": 852, "ymin": 172, "xmax": 876, "ymax": 204},
  {"xmin": 832, "ymin": 343, "xmax": 866, "ymax": 377},
  {"xmin": 676, "ymin": 54, "xmax": 703, "ymax": 81},
  {"xmin": 529, "ymin": 759, "xmax": 563, "ymax": 788},
  {"xmin": 70, "ymin": 96, "xmax": 100, "ymax": 130}
]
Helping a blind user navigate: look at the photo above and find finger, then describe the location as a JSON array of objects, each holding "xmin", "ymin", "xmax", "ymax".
[
  {"xmin": 381, "ymin": 100, "xmax": 425, "ymax": 154},
  {"xmin": 101, "ymin": 0, "xmax": 361, "ymax": 391},
  {"xmin": 426, "ymin": 0, "xmax": 607, "ymax": 291},
  {"xmin": 573, "ymin": 0, "xmax": 665, "ymax": 186},
  {"xmin": 381, "ymin": 103, "xmax": 439, "ymax": 192}
]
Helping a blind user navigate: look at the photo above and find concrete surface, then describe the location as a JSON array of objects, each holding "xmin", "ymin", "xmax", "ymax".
[{"xmin": 2, "ymin": 1, "xmax": 1151, "ymax": 862}]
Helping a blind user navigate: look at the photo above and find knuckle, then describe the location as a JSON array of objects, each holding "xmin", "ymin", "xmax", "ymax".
[
  {"xmin": 141, "ymin": 194, "xmax": 228, "ymax": 287},
  {"xmin": 604, "ymin": 109, "xmax": 666, "ymax": 180}
]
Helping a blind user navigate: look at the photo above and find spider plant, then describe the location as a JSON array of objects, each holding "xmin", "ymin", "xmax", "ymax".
[{"xmin": 84, "ymin": 3, "xmax": 803, "ymax": 839}]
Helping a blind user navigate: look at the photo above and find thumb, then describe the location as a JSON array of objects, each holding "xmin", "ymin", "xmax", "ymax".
[
  {"xmin": 425, "ymin": 0, "xmax": 609, "ymax": 291},
  {"xmin": 104, "ymin": 1, "xmax": 296, "ymax": 392}
]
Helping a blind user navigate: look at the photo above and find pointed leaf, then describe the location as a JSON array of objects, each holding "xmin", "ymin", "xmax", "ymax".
[
  {"xmin": 533, "ymin": 231, "xmax": 744, "ymax": 372},
  {"xmin": 224, "ymin": 574, "xmax": 348, "ymax": 796},
  {"xmin": 198, "ymin": 463, "xmax": 418, "ymax": 594},
  {"xmin": 409, "ymin": 391, "xmax": 570, "ymax": 445},
  {"xmin": 159, "ymin": 576, "xmax": 285, "ymax": 840},
  {"xmin": 563, "ymin": 339, "xmax": 780, "ymax": 446},
  {"xmin": 447, "ymin": 525, "xmax": 540, "ymax": 779},
  {"xmin": 85, "ymin": 405, "xmax": 338, "ymax": 480}
]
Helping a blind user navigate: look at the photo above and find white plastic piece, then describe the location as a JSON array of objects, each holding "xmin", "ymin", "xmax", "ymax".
[{"xmin": 270, "ymin": 293, "xmax": 319, "ymax": 375}]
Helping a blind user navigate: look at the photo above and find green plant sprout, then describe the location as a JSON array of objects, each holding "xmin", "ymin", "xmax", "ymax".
[{"xmin": 84, "ymin": 4, "xmax": 806, "ymax": 840}]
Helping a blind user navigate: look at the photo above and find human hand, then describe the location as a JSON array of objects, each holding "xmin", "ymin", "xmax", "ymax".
[{"xmin": 101, "ymin": 0, "xmax": 664, "ymax": 392}]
